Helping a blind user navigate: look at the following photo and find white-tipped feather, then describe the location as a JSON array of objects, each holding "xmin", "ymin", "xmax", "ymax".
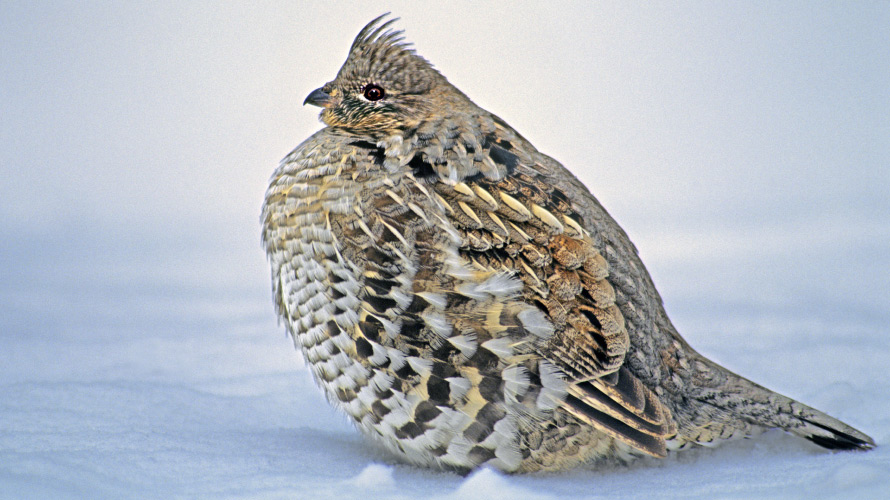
[
  {"xmin": 389, "ymin": 288, "xmax": 412, "ymax": 309},
  {"xmin": 375, "ymin": 315, "xmax": 401, "ymax": 339},
  {"xmin": 446, "ymin": 376, "xmax": 472, "ymax": 400},
  {"xmin": 407, "ymin": 357, "xmax": 433, "ymax": 377},
  {"xmin": 517, "ymin": 307, "xmax": 555, "ymax": 338},
  {"xmin": 502, "ymin": 365, "xmax": 530, "ymax": 403},
  {"xmin": 330, "ymin": 332, "xmax": 354, "ymax": 352},
  {"xmin": 343, "ymin": 362, "xmax": 370, "ymax": 383},
  {"xmin": 382, "ymin": 409, "xmax": 411, "ymax": 428},
  {"xmin": 447, "ymin": 334, "xmax": 478, "ymax": 358},
  {"xmin": 387, "ymin": 347, "xmax": 407, "ymax": 370},
  {"xmin": 417, "ymin": 291, "xmax": 448, "ymax": 309},
  {"xmin": 443, "ymin": 250, "xmax": 474, "ymax": 279},
  {"xmin": 455, "ymin": 282, "xmax": 486, "ymax": 300},
  {"xmin": 332, "ymin": 373, "xmax": 358, "ymax": 391},
  {"xmin": 481, "ymin": 337, "xmax": 515, "ymax": 359},
  {"xmin": 421, "ymin": 310, "xmax": 453, "ymax": 338},
  {"xmin": 457, "ymin": 273, "xmax": 521, "ymax": 299},
  {"xmin": 477, "ymin": 272, "xmax": 522, "ymax": 296},
  {"xmin": 536, "ymin": 360, "xmax": 568, "ymax": 411},
  {"xmin": 368, "ymin": 342, "xmax": 389, "ymax": 366},
  {"xmin": 539, "ymin": 360, "xmax": 568, "ymax": 392},
  {"xmin": 370, "ymin": 370, "xmax": 395, "ymax": 392},
  {"xmin": 492, "ymin": 444, "xmax": 523, "ymax": 471},
  {"xmin": 536, "ymin": 388, "xmax": 566, "ymax": 411}
]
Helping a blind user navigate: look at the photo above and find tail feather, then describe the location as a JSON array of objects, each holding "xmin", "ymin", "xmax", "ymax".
[
  {"xmin": 737, "ymin": 384, "xmax": 876, "ymax": 452},
  {"xmin": 794, "ymin": 414, "xmax": 875, "ymax": 451},
  {"xmin": 685, "ymin": 357, "xmax": 876, "ymax": 452}
]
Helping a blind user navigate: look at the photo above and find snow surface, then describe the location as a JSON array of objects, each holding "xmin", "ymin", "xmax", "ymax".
[
  {"xmin": 2, "ymin": 2, "xmax": 889, "ymax": 499},
  {"xmin": 2, "ymin": 259, "xmax": 888, "ymax": 499}
]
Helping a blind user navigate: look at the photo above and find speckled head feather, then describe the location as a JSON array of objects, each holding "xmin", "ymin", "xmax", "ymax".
[{"xmin": 313, "ymin": 14, "xmax": 449, "ymax": 132}]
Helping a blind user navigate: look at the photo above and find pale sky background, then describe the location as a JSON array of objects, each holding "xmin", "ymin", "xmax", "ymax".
[
  {"xmin": 1, "ymin": 2, "xmax": 889, "ymax": 498},
  {"xmin": 2, "ymin": 0, "xmax": 888, "ymax": 355},
  {"xmin": 2, "ymin": 1, "xmax": 889, "ymax": 311}
]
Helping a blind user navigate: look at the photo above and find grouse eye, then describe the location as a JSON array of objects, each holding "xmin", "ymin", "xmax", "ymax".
[{"xmin": 363, "ymin": 84, "xmax": 385, "ymax": 101}]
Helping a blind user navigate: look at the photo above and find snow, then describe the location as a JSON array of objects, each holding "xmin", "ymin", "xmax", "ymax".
[
  {"xmin": 3, "ymin": 336, "xmax": 888, "ymax": 500},
  {"xmin": 350, "ymin": 464, "xmax": 397, "ymax": 490},
  {"xmin": 2, "ymin": 193, "xmax": 888, "ymax": 500},
  {"xmin": 2, "ymin": 2, "xmax": 889, "ymax": 499}
]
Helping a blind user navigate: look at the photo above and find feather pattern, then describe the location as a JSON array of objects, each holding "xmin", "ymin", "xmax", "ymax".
[{"xmin": 262, "ymin": 14, "xmax": 875, "ymax": 474}]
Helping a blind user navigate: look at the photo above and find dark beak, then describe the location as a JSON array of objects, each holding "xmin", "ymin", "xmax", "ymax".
[{"xmin": 303, "ymin": 87, "xmax": 332, "ymax": 107}]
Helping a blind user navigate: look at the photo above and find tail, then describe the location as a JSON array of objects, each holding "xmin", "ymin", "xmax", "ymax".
[
  {"xmin": 783, "ymin": 402, "xmax": 875, "ymax": 451},
  {"xmin": 685, "ymin": 357, "xmax": 875, "ymax": 451}
]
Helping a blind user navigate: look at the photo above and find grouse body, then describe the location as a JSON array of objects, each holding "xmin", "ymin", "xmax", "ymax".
[{"xmin": 261, "ymin": 14, "xmax": 874, "ymax": 472}]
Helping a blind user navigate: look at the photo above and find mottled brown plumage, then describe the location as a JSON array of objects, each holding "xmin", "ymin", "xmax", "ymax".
[{"xmin": 262, "ymin": 14, "xmax": 874, "ymax": 472}]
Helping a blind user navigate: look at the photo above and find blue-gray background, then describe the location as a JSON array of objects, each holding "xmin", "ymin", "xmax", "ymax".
[{"xmin": 2, "ymin": 2, "xmax": 888, "ymax": 499}]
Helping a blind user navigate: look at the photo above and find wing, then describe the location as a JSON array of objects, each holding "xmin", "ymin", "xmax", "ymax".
[{"xmin": 414, "ymin": 113, "xmax": 678, "ymax": 457}]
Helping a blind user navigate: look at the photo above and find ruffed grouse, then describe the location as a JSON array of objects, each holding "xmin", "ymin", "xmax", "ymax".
[{"xmin": 261, "ymin": 14, "xmax": 874, "ymax": 472}]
